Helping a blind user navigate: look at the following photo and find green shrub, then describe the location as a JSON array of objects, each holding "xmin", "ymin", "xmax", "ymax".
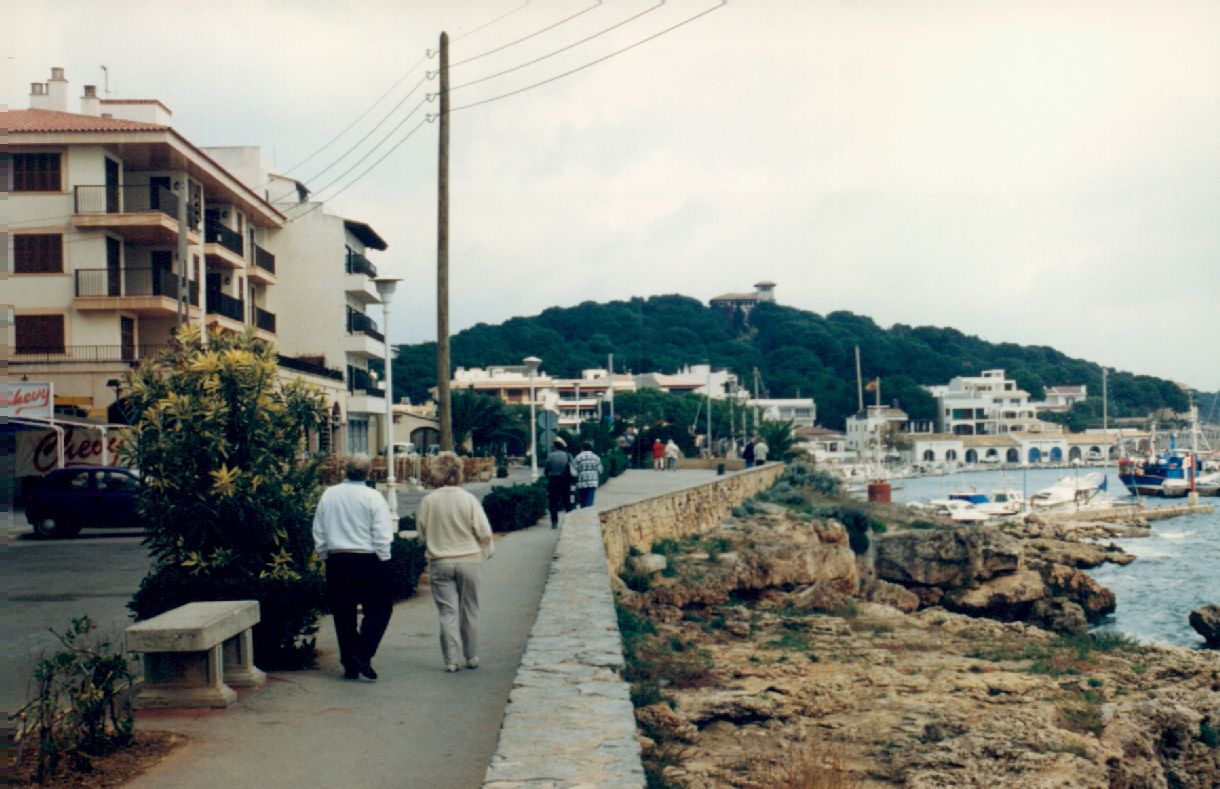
[
  {"xmin": 386, "ymin": 536, "xmax": 426, "ymax": 602},
  {"xmin": 603, "ymin": 449, "xmax": 630, "ymax": 481},
  {"xmin": 122, "ymin": 328, "xmax": 328, "ymax": 669},
  {"xmin": 1200, "ymin": 719, "xmax": 1219, "ymax": 748},
  {"xmin": 481, "ymin": 482, "xmax": 548, "ymax": 532},
  {"xmin": 15, "ymin": 617, "xmax": 135, "ymax": 783}
]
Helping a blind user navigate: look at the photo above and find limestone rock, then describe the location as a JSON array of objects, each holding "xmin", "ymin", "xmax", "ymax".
[
  {"xmin": 873, "ymin": 526, "xmax": 1022, "ymax": 588},
  {"xmin": 1030, "ymin": 597, "xmax": 1088, "ymax": 635},
  {"xmin": 860, "ymin": 577, "xmax": 921, "ymax": 613},
  {"xmin": 942, "ymin": 569, "xmax": 1046, "ymax": 619},
  {"xmin": 1040, "ymin": 563, "xmax": 1116, "ymax": 620},
  {"xmin": 1102, "ymin": 699, "xmax": 1218, "ymax": 789},
  {"xmin": 631, "ymin": 554, "xmax": 668, "ymax": 575},
  {"xmin": 636, "ymin": 702, "xmax": 697, "ymax": 743},
  {"xmin": 788, "ymin": 580, "xmax": 849, "ymax": 613},
  {"xmin": 1188, "ymin": 604, "xmax": 1220, "ymax": 646}
]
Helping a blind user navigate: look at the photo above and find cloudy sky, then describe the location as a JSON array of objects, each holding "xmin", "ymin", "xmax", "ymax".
[{"xmin": 7, "ymin": 1, "xmax": 1219, "ymax": 390}]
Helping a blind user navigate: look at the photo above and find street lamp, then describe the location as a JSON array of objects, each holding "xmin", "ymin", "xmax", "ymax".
[
  {"xmin": 524, "ymin": 356, "xmax": 541, "ymax": 480},
  {"xmin": 375, "ymin": 276, "xmax": 403, "ymax": 521}
]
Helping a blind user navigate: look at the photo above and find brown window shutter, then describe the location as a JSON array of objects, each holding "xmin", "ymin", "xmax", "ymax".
[
  {"xmin": 14, "ymin": 234, "xmax": 64, "ymax": 273},
  {"xmin": 15, "ymin": 314, "xmax": 66, "ymax": 353}
]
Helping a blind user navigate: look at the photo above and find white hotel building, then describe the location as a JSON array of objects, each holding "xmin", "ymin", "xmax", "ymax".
[{"xmin": 7, "ymin": 68, "xmax": 395, "ymax": 455}]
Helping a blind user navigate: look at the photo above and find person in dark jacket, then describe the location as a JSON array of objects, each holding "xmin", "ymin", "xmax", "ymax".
[
  {"xmin": 543, "ymin": 438, "xmax": 573, "ymax": 528},
  {"xmin": 742, "ymin": 438, "xmax": 756, "ymax": 468}
]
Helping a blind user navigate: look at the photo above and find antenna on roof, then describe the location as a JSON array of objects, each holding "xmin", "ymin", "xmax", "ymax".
[{"xmin": 100, "ymin": 65, "xmax": 110, "ymax": 96}]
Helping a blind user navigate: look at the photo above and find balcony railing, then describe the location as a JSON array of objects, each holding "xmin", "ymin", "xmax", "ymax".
[
  {"xmin": 12, "ymin": 344, "xmax": 170, "ymax": 363},
  {"xmin": 346, "ymin": 307, "xmax": 384, "ymax": 342},
  {"xmin": 206, "ymin": 290, "xmax": 245, "ymax": 322},
  {"xmin": 74, "ymin": 184, "xmax": 179, "ymax": 219},
  {"xmin": 253, "ymin": 244, "xmax": 276, "ymax": 274},
  {"xmin": 255, "ymin": 307, "xmax": 277, "ymax": 334},
  {"xmin": 278, "ymin": 354, "xmax": 345, "ymax": 381},
  {"xmin": 204, "ymin": 221, "xmax": 244, "ymax": 257},
  {"xmin": 75, "ymin": 267, "xmax": 198, "ymax": 304},
  {"xmin": 345, "ymin": 249, "xmax": 377, "ymax": 278},
  {"xmin": 347, "ymin": 366, "xmax": 385, "ymax": 397}
]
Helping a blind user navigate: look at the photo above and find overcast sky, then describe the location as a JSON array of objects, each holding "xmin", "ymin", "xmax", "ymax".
[{"xmin": 8, "ymin": 1, "xmax": 1219, "ymax": 391}]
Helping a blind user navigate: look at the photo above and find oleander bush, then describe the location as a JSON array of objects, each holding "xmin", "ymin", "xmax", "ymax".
[
  {"xmin": 123, "ymin": 327, "xmax": 329, "ymax": 669},
  {"xmin": 386, "ymin": 535, "xmax": 427, "ymax": 602},
  {"xmin": 481, "ymin": 481, "xmax": 548, "ymax": 532}
]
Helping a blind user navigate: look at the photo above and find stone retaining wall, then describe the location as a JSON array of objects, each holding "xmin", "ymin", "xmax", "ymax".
[
  {"xmin": 483, "ymin": 466, "xmax": 784, "ymax": 788},
  {"xmin": 600, "ymin": 463, "xmax": 785, "ymax": 573}
]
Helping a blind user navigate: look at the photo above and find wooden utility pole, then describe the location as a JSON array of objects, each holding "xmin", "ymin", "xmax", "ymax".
[{"xmin": 436, "ymin": 31, "xmax": 453, "ymax": 451}]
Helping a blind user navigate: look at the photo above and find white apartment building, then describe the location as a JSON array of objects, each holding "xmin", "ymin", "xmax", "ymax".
[
  {"xmin": 449, "ymin": 365, "xmax": 636, "ymax": 429},
  {"xmin": 7, "ymin": 69, "xmax": 393, "ymax": 455},
  {"xmin": 844, "ymin": 404, "xmax": 909, "ymax": 458},
  {"xmin": 634, "ymin": 364, "xmax": 737, "ymax": 398},
  {"xmin": 923, "ymin": 369, "xmax": 1043, "ymax": 436},
  {"xmin": 746, "ymin": 398, "xmax": 816, "ymax": 428},
  {"xmin": 1041, "ymin": 385, "xmax": 1088, "ymax": 412}
]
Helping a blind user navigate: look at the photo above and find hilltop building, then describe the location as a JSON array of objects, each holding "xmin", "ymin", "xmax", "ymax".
[
  {"xmin": 7, "ymin": 67, "xmax": 396, "ymax": 456},
  {"xmin": 709, "ymin": 281, "xmax": 776, "ymax": 316}
]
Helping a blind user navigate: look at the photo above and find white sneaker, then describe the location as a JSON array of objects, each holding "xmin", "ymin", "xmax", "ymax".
[
  {"xmin": 445, "ymin": 664, "xmax": 460, "ymax": 673},
  {"xmin": 466, "ymin": 657, "xmax": 479, "ymax": 669}
]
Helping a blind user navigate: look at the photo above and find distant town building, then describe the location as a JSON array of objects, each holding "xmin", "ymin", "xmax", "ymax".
[
  {"xmin": 448, "ymin": 365, "xmax": 636, "ymax": 429},
  {"xmin": 845, "ymin": 404, "xmax": 909, "ymax": 458},
  {"xmin": 923, "ymin": 369, "xmax": 1043, "ymax": 436},
  {"xmin": 905, "ymin": 426, "xmax": 1125, "ymax": 466},
  {"xmin": 746, "ymin": 398, "xmax": 817, "ymax": 428},
  {"xmin": 709, "ymin": 281, "xmax": 776, "ymax": 316},
  {"xmin": 793, "ymin": 425, "xmax": 849, "ymax": 463},
  {"xmin": 634, "ymin": 364, "xmax": 737, "ymax": 398},
  {"xmin": 1041, "ymin": 385, "xmax": 1088, "ymax": 412}
]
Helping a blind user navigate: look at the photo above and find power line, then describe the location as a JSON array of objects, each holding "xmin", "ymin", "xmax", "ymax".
[
  {"xmin": 448, "ymin": 0, "xmax": 727, "ymax": 115},
  {"xmin": 256, "ymin": 50, "xmax": 433, "ymax": 189},
  {"xmin": 285, "ymin": 117, "xmax": 431, "ymax": 224},
  {"xmin": 266, "ymin": 74, "xmax": 431, "ymax": 205},
  {"xmin": 448, "ymin": 1, "xmax": 664, "ymax": 93},
  {"xmin": 284, "ymin": 96, "xmax": 429, "ymax": 208},
  {"xmin": 452, "ymin": 1, "xmax": 531, "ymax": 43},
  {"xmin": 448, "ymin": 1, "xmax": 604, "ymax": 69}
]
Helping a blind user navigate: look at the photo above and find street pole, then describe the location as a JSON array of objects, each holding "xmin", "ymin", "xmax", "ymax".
[
  {"xmin": 175, "ymin": 179, "xmax": 189, "ymax": 330},
  {"xmin": 525, "ymin": 356, "xmax": 541, "ymax": 480},
  {"xmin": 435, "ymin": 30, "xmax": 453, "ymax": 451},
  {"xmin": 607, "ymin": 353, "xmax": 615, "ymax": 422},
  {"xmin": 375, "ymin": 278, "xmax": 402, "ymax": 521}
]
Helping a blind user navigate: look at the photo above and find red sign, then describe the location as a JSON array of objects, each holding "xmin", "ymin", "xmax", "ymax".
[
  {"xmin": 16, "ymin": 427, "xmax": 126, "ymax": 476},
  {"xmin": 3, "ymin": 382, "xmax": 53, "ymax": 418}
]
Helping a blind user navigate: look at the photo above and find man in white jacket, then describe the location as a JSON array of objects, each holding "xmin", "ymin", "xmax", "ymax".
[{"xmin": 313, "ymin": 454, "xmax": 395, "ymax": 680}]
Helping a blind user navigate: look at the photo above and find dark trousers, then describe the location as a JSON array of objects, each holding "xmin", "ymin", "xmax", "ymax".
[
  {"xmin": 577, "ymin": 487, "xmax": 596, "ymax": 508},
  {"xmin": 547, "ymin": 475, "xmax": 569, "ymax": 525},
  {"xmin": 325, "ymin": 553, "xmax": 393, "ymax": 668}
]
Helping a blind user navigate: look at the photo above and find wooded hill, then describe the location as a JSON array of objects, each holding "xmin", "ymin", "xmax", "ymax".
[{"xmin": 389, "ymin": 295, "xmax": 1191, "ymax": 430}]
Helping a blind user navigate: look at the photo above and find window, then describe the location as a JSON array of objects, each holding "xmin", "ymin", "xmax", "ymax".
[
  {"xmin": 15, "ymin": 314, "xmax": 65, "ymax": 353},
  {"xmin": 14, "ymin": 234, "xmax": 64, "ymax": 273},
  {"xmin": 13, "ymin": 153, "xmax": 62, "ymax": 191}
]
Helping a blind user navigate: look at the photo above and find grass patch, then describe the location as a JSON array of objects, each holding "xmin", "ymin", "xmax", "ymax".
[{"xmin": 1057, "ymin": 689, "xmax": 1104, "ymax": 736}]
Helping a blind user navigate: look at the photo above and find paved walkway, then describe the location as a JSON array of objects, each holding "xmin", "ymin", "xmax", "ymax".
[{"xmin": 127, "ymin": 469, "xmax": 726, "ymax": 789}]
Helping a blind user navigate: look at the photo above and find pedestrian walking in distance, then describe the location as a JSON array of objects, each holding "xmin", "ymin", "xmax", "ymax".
[
  {"xmin": 312, "ymin": 454, "xmax": 394, "ymax": 681},
  {"xmin": 664, "ymin": 439, "xmax": 681, "ymax": 471},
  {"xmin": 573, "ymin": 441, "xmax": 604, "ymax": 508},
  {"xmin": 417, "ymin": 451, "xmax": 495, "ymax": 673},
  {"xmin": 543, "ymin": 438, "xmax": 574, "ymax": 528},
  {"xmin": 651, "ymin": 438, "xmax": 665, "ymax": 470}
]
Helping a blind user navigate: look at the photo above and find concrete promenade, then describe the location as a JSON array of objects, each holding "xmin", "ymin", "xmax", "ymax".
[{"xmin": 127, "ymin": 468, "xmax": 728, "ymax": 789}]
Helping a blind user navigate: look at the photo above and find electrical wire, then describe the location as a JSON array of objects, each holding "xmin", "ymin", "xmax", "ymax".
[
  {"xmin": 448, "ymin": 1, "xmax": 603, "ymax": 69},
  {"xmin": 448, "ymin": 0, "xmax": 727, "ymax": 114},
  {"xmin": 448, "ymin": 1, "xmax": 664, "ymax": 93},
  {"xmin": 261, "ymin": 50, "xmax": 433, "ymax": 187},
  {"xmin": 265, "ymin": 73, "xmax": 431, "ymax": 205},
  {"xmin": 452, "ymin": 1, "xmax": 531, "ymax": 43},
  {"xmin": 285, "ymin": 96, "xmax": 429, "ymax": 208},
  {"xmin": 284, "ymin": 117, "xmax": 430, "ymax": 224}
]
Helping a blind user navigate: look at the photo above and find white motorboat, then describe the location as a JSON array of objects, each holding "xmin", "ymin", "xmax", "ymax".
[{"xmin": 1029, "ymin": 473, "xmax": 1109, "ymax": 511}]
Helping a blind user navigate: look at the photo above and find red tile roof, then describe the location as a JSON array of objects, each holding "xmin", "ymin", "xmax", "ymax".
[{"xmin": 4, "ymin": 108, "xmax": 168, "ymax": 133}]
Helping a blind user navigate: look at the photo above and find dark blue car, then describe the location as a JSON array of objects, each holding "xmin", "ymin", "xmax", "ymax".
[{"xmin": 25, "ymin": 466, "xmax": 142, "ymax": 538}]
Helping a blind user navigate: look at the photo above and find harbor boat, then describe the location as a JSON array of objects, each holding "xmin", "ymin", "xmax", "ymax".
[
  {"xmin": 1029, "ymin": 473, "xmax": 1108, "ymax": 510},
  {"xmin": 1118, "ymin": 450, "xmax": 1204, "ymax": 497},
  {"xmin": 1194, "ymin": 471, "xmax": 1220, "ymax": 497},
  {"xmin": 919, "ymin": 498, "xmax": 991, "ymax": 523},
  {"xmin": 946, "ymin": 488, "xmax": 1026, "ymax": 517}
]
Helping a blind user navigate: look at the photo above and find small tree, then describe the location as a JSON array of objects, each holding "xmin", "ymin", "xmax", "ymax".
[
  {"xmin": 757, "ymin": 419, "xmax": 798, "ymax": 461},
  {"xmin": 123, "ymin": 328, "xmax": 328, "ymax": 668}
]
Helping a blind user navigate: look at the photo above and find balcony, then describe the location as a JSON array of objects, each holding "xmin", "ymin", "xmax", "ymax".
[
  {"xmin": 204, "ymin": 221, "xmax": 245, "ymax": 269},
  {"xmin": 248, "ymin": 243, "xmax": 277, "ymax": 285},
  {"xmin": 74, "ymin": 267, "xmax": 198, "ymax": 316},
  {"xmin": 255, "ymin": 307, "xmax": 277, "ymax": 334},
  {"xmin": 346, "ymin": 307, "xmax": 384, "ymax": 343},
  {"xmin": 278, "ymin": 354, "xmax": 345, "ymax": 382},
  {"xmin": 205, "ymin": 289, "xmax": 245, "ymax": 331},
  {"xmin": 343, "ymin": 250, "xmax": 380, "ymax": 303},
  {"xmin": 72, "ymin": 184, "xmax": 181, "ymax": 243},
  {"xmin": 11, "ymin": 344, "xmax": 171, "ymax": 365},
  {"xmin": 346, "ymin": 250, "xmax": 377, "ymax": 278}
]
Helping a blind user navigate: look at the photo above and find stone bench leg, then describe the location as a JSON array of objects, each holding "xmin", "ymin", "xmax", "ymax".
[
  {"xmin": 222, "ymin": 628, "xmax": 267, "ymax": 688},
  {"xmin": 135, "ymin": 644, "xmax": 237, "ymax": 709}
]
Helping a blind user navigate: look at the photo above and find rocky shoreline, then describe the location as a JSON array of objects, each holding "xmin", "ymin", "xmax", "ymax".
[{"xmin": 615, "ymin": 489, "xmax": 1220, "ymax": 787}]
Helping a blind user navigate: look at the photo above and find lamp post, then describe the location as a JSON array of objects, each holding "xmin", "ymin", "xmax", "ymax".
[
  {"xmin": 375, "ymin": 277, "xmax": 403, "ymax": 521},
  {"xmin": 524, "ymin": 356, "xmax": 541, "ymax": 480}
]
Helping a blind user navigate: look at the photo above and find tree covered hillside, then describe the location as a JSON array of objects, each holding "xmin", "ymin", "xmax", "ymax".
[{"xmin": 390, "ymin": 295, "xmax": 1189, "ymax": 430}]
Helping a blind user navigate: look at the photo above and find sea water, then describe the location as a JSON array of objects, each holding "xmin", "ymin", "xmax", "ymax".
[{"xmin": 887, "ymin": 467, "xmax": 1218, "ymax": 648}]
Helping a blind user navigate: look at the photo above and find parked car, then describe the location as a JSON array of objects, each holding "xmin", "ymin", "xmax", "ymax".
[{"xmin": 25, "ymin": 466, "xmax": 142, "ymax": 538}]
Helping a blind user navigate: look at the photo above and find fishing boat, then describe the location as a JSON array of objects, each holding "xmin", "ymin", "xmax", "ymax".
[{"xmin": 1118, "ymin": 450, "xmax": 1203, "ymax": 497}]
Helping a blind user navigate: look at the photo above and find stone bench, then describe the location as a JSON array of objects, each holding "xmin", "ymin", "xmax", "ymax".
[{"xmin": 127, "ymin": 600, "xmax": 266, "ymax": 709}]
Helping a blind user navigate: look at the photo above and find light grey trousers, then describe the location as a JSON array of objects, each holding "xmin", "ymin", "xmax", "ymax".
[{"xmin": 429, "ymin": 561, "xmax": 480, "ymax": 666}]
